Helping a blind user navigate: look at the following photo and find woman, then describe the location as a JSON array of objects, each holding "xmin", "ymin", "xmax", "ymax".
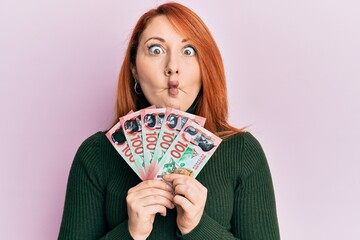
[{"xmin": 58, "ymin": 2, "xmax": 280, "ymax": 239}]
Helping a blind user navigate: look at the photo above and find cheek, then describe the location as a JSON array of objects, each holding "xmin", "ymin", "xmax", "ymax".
[
  {"xmin": 185, "ymin": 63, "xmax": 201, "ymax": 88},
  {"xmin": 137, "ymin": 68, "xmax": 161, "ymax": 86},
  {"xmin": 136, "ymin": 58, "xmax": 165, "ymax": 85}
]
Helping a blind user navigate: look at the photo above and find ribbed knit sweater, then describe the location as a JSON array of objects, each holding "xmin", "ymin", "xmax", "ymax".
[{"xmin": 58, "ymin": 130, "xmax": 280, "ymax": 239}]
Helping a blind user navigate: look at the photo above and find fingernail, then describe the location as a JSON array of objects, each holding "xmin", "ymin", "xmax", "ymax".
[{"xmin": 162, "ymin": 174, "xmax": 170, "ymax": 180}]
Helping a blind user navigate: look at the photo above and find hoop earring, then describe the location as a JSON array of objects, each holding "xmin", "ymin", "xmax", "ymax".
[{"xmin": 134, "ymin": 78, "xmax": 142, "ymax": 95}]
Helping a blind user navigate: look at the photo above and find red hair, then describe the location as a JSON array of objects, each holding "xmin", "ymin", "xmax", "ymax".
[{"xmin": 114, "ymin": 2, "xmax": 242, "ymax": 139}]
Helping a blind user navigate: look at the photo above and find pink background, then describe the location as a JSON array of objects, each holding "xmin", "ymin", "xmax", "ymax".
[{"xmin": 1, "ymin": 0, "xmax": 359, "ymax": 239}]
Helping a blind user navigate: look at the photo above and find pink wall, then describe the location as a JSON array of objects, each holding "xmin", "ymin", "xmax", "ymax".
[{"xmin": 1, "ymin": 0, "xmax": 359, "ymax": 239}]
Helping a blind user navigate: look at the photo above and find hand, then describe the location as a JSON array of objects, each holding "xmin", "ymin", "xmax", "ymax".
[
  {"xmin": 163, "ymin": 174, "xmax": 208, "ymax": 234},
  {"xmin": 126, "ymin": 180, "xmax": 175, "ymax": 240}
]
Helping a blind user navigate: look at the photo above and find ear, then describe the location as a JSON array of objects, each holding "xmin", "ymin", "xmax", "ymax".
[{"xmin": 130, "ymin": 64, "xmax": 137, "ymax": 79}]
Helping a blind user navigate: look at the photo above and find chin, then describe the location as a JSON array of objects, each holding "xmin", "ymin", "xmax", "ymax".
[{"xmin": 162, "ymin": 102, "xmax": 182, "ymax": 110}]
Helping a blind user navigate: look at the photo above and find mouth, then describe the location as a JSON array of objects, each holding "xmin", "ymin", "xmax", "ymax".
[
  {"xmin": 168, "ymin": 87, "xmax": 179, "ymax": 95},
  {"xmin": 168, "ymin": 80, "xmax": 180, "ymax": 96}
]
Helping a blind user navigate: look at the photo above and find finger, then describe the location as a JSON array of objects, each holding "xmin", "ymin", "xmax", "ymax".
[
  {"xmin": 141, "ymin": 195, "xmax": 175, "ymax": 209},
  {"xmin": 127, "ymin": 195, "xmax": 175, "ymax": 215},
  {"xmin": 128, "ymin": 180, "xmax": 173, "ymax": 194},
  {"xmin": 132, "ymin": 180, "xmax": 173, "ymax": 192},
  {"xmin": 173, "ymin": 194, "xmax": 193, "ymax": 213},
  {"xmin": 169, "ymin": 175, "xmax": 208, "ymax": 199},
  {"xmin": 163, "ymin": 174, "xmax": 199, "ymax": 188},
  {"xmin": 131, "ymin": 188, "xmax": 174, "ymax": 202},
  {"xmin": 163, "ymin": 173, "xmax": 192, "ymax": 182},
  {"xmin": 173, "ymin": 184, "xmax": 197, "ymax": 205},
  {"xmin": 145, "ymin": 205, "xmax": 167, "ymax": 217}
]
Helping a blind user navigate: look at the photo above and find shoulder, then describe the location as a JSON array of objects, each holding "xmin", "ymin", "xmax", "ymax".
[
  {"xmin": 75, "ymin": 131, "xmax": 114, "ymax": 156},
  {"xmin": 74, "ymin": 132, "xmax": 105, "ymax": 161},
  {"xmin": 71, "ymin": 131, "xmax": 110, "ymax": 179},
  {"xmin": 222, "ymin": 131, "xmax": 265, "ymax": 154},
  {"xmin": 239, "ymin": 131, "xmax": 266, "ymax": 157},
  {"xmin": 222, "ymin": 131, "xmax": 268, "ymax": 178},
  {"xmin": 77, "ymin": 131, "xmax": 106, "ymax": 149}
]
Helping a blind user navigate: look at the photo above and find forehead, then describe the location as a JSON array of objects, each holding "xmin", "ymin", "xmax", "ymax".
[{"xmin": 140, "ymin": 15, "xmax": 186, "ymax": 42}]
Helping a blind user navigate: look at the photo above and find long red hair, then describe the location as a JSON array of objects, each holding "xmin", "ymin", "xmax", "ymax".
[{"xmin": 114, "ymin": 2, "xmax": 241, "ymax": 139}]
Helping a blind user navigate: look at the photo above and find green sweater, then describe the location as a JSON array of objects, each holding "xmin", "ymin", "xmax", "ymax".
[{"xmin": 58, "ymin": 131, "xmax": 280, "ymax": 239}]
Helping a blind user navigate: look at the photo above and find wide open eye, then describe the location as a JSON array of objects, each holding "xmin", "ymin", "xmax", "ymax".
[
  {"xmin": 183, "ymin": 46, "xmax": 196, "ymax": 56},
  {"xmin": 148, "ymin": 45, "xmax": 164, "ymax": 55}
]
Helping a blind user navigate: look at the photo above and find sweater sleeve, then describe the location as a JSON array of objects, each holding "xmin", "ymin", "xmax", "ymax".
[
  {"xmin": 176, "ymin": 211, "xmax": 240, "ymax": 239},
  {"xmin": 232, "ymin": 132, "xmax": 280, "ymax": 239},
  {"xmin": 177, "ymin": 132, "xmax": 280, "ymax": 240},
  {"xmin": 58, "ymin": 134, "xmax": 134, "ymax": 240}
]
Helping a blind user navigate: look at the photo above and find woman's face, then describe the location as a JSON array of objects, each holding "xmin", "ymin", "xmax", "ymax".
[{"xmin": 132, "ymin": 15, "xmax": 202, "ymax": 111}]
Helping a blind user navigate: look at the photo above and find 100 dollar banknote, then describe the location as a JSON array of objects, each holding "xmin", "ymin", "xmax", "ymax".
[
  {"xmin": 153, "ymin": 120, "xmax": 222, "ymax": 179},
  {"xmin": 105, "ymin": 111, "xmax": 145, "ymax": 180},
  {"xmin": 119, "ymin": 106, "xmax": 155, "ymax": 180},
  {"xmin": 141, "ymin": 108, "xmax": 166, "ymax": 179},
  {"xmin": 150, "ymin": 108, "xmax": 206, "ymax": 177}
]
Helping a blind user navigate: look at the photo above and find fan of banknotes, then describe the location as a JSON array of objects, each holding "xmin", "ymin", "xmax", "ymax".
[{"xmin": 106, "ymin": 106, "xmax": 222, "ymax": 180}]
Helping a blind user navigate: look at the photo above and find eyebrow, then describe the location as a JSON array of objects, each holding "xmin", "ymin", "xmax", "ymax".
[{"xmin": 144, "ymin": 37, "xmax": 189, "ymax": 45}]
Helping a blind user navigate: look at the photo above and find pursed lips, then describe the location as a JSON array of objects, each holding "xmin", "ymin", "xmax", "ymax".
[{"xmin": 168, "ymin": 80, "xmax": 179, "ymax": 95}]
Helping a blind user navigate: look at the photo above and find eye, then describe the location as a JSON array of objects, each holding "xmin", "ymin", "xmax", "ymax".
[
  {"xmin": 183, "ymin": 46, "xmax": 196, "ymax": 56},
  {"xmin": 148, "ymin": 45, "xmax": 164, "ymax": 55}
]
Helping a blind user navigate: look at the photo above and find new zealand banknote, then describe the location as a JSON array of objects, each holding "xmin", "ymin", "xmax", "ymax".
[
  {"xmin": 119, "ymin": 106, "xmax": 155, "ymax": 179},
  {"xmin": 151, "ymin": 108, "xmax": 206, "ymax": 177},
  {"xmin": 154, "ymin": 120, "xmax": 222, "ymax": 179},
  {"xmin": 105, "ymin": 111, "xmax": 145, "ymax": 179},
  {"xmin": 141, "ymin": 108, "xmax": 166, "ymax": 179}
]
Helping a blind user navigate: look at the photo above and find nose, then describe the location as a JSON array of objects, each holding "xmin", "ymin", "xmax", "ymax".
[
  {"xmin": 164, "ymin": 52, "xmax": 179, "ymax": 76},
  {"xmin": 164, "ymin": 68, "xmax": 178, "ymax": 76}
]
